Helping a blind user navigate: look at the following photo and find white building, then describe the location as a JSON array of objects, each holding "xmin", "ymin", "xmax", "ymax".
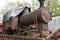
[{"xmin": 48, "ymin": 16, "xmax": 60, "ymax": 32}]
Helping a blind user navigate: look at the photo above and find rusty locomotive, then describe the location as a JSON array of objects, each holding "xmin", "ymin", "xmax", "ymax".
[{"xmin": 2, "ymin": 0, "xmax": 52, "ymax": 40}]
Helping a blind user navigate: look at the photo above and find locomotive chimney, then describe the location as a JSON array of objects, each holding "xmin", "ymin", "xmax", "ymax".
[{"xmin": 38, "ymin": 0, "xmax": 45, "ymax": 7}]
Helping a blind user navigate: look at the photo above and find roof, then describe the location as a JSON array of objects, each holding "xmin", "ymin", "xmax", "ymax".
[{"xmin": 3, "ymin": 6, "xmax": 30, "ymax": 22}]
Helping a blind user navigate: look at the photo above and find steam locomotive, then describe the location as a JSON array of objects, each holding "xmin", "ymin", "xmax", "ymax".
[{"xmin": 3, "ymin": 0, "xmax": 52, "ymax": 38}]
